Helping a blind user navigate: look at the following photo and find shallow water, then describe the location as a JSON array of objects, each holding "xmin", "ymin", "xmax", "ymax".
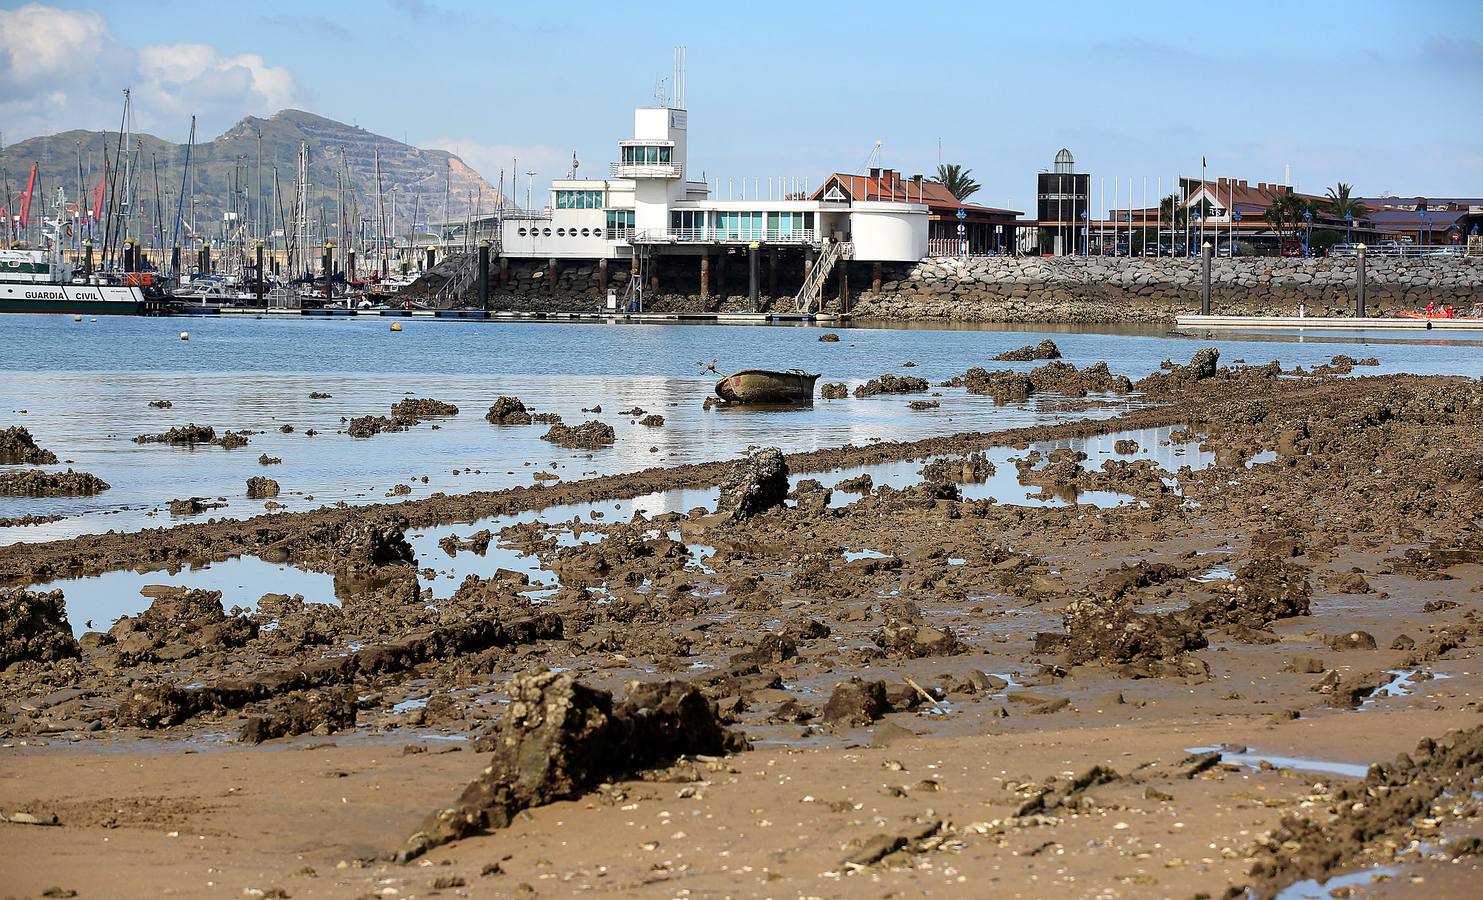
[
  {"xmin": 1273, "ymin": 865, "xmax": 1401, "ymax": 900},
  {"xmin": 1189, "ymin": 744, "xmax": 1371, "ymax": 779},
  {"xmin": 30, "ymin": 558, "xmax": 337, "ymax": 636},
  {"xmin": 6, "ymin": 313, "xmax": 1483, "ymax": 543}
]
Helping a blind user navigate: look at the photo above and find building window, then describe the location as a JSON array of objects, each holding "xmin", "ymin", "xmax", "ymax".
[
  {"xmin": 555, "ymin": 189, "xmax": 602, "ymax": 209},
  {"xmin": 621, "ymin": 145, "xmax": 672, "ymax": 167},
  {"xmin": 605, "ymin": 210, "xmax": 635, "ymax": 235}
]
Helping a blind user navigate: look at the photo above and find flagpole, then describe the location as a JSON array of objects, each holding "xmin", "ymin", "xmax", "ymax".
[{"xmin": 1200, "ymin": 157, "xmax": 1207, "ymax": 251}]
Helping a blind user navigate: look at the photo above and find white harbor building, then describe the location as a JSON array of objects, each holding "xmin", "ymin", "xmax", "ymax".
[{"xmin": 467, "ymin": 98, "xmax": 933, "ymax": 311}]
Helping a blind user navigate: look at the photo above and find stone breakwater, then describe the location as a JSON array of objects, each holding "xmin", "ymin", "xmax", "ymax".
[
  {"xmin": 408, "ymin": 253, "xmax": 1482, "ymax": 322},
  {"xmin": 851, "ymin": 255, "xmax": 1483, "ymax": 323}
]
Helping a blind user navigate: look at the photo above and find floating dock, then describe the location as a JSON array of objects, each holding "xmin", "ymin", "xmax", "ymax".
[
  {"xmin": 167, "ymin": 306, "xmax": 846, "ymax": 325},
  {"xmin": 1176, "ymin": 314, "xmax": 1483, "ymax": 331}
]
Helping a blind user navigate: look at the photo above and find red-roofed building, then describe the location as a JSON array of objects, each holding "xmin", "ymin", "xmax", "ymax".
[
  {"xmin": 1093, "ymin": 177, "xmax": 1386, "ymax": 255},
  {"xmin": 811, "ymin": 168, "xmax": 1022, "ymax": 255}
]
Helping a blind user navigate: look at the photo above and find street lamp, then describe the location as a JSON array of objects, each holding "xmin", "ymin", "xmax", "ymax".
[
  {"xmin": 1344, "ymin": 211, "xmax": 1353, "ymax": 246},
  {"xmin": 1421, "ymin": 212, "xmax": 1432, "ymax": 251},
  {"xmin": 1232, "ymin": 211, "xmax": 1243, "ymax": 256},
  {"xmin": 1190, "ymin": 212, "xmax": 1200, "ymax": 257},
  {"xmin": 1302, "ymin": 209, "xmax": 1313, "ymax": 257},
  {"xmin": 1079, "ymin": 210, "xmax": 1088, "ymax": 257}
]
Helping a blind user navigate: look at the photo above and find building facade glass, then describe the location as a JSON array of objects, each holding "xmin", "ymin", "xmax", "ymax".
[
  {"xmin": 620, "ymin": 145, "xmax": 673, "ymax": 166},
  {"xmin": 556, "ymin": 190, "xmax": 604, "ymax": 209}
]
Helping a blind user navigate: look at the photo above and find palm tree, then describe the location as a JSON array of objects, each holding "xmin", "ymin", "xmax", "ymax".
[
  {"xmin": 1159, "ymin": 193, "xmax": 1188, "ymax": 230},
  {"xmin": 935, "ymin": 163, "xmax": 980, "ymax": 201},
  {"xmin": 1323, "ymin": 182, "xmax": 1368, "ymax": 221},
  {"xmin": 1263, "ymin": 191, "xmax": 1316, "ymax": 246}
]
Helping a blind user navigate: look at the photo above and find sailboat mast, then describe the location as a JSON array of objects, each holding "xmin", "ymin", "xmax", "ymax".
[
  {"xmin": 373, "ymin": 147, "xmax": 386, "ymax": 275},
  {"xmin": 101, "ymin": 90, "xmax": 128, "ymax": 266},
  {"xmin": 441, "ymin": 159, "xmax": 450, "ymax": 253},
  {"xmin": 152, "ymin": 154, "xmax": 163, "ymax": 265},
  {"xmin": 170, "ymin": 116, "xmax": 195, "ymax": 278}
]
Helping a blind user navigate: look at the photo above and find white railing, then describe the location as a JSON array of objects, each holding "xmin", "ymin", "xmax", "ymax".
[
  {"xmin": 630, "ymin": 227, "xmax": 818, "ymax": 245},
  {"xmin": 1330, "ymin": 242, "xmax": 1470, "ymax": 258},
  {"xmin": 927, "ymin": 238, "xmax": 1010, "ymax": 257}
]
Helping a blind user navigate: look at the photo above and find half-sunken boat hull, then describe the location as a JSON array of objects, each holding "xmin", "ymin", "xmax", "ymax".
[{"xmin": 715, "ymin": 369, "xmax": 819, "ymax": 404}]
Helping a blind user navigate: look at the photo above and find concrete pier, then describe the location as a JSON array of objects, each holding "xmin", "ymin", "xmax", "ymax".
[{"xmin": 1175, "ymin": 314, "xmax": 1483, "ymax": 330}]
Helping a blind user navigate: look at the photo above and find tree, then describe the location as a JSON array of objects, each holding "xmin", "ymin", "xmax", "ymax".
[
  {"xmin": 935, "ymin": 163, "xmax": 980, "ymax": 201},
  {"xmin": 1323, "ymin": 182, "xmax": 1368, "ymax": 221},
  {"xmin": 1263, "ymin": 190, "xmax": 1316, "ymax": 247},
  {"xmin": 1159, "ymin": 193, "xmax": 1188, "ymax": 231}
]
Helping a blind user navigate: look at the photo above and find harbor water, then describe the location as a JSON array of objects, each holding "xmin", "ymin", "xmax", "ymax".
[{"xmin": 5, "ymin": 312, "xmax": 1483, "ymax": 545}]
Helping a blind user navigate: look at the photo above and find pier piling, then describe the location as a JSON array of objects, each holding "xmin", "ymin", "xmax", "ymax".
[
  {"xmin": 748, "ymin": 243, "xmax": 760, "ymax": 312},
  {"xmin": 597, "ymin": 257, "xmax": 608, "ymax": 294},
  {"xmin": 83, "ymin": 241, "xmax": 93, "ymax": 278},
  {"xmin": 550, "ymin": 258, "xmax": 560, "ymax": 294},
  {"xmin": 478, "ymin": 241, "xmax": 490, "ymax": 310},
  {"xmin": 699, "ymin": 253, "xmax": 710, "ymax": 301},
  {"xmin": 170, "ymin": 245, "xmax": 179, "ymax": 279},
  {"xmin": 1200, "ymin": 241, "xmax": 1212, "ymax": 316},
  {"xmin": 425, "ymin": 246, "xmax": 436, "ymax": 272},
  {"xmin": 768, "ymin": 249, "xmax": 778, "ymax": 298},
  {"xmin": 323, "ymin": 242, "xmax": 334, "ymax": 302},
  {"xmin": 837, "ymin": 255, "xmax": 849, "ymax": 314},
  {"xmin": 255, "ymin": 242, "xmax": 265, "ymax": 304},
  {"xmin": 1356, "ymin": 244, "xmax": 1368, "ymax": 317},
  {"xmin": 347, "ymin": 247, "xmax": 356, "ymax": 283}
]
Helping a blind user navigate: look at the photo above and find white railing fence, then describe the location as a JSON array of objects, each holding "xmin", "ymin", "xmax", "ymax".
[{"xmin": 632, "ymin": 227, "xmax": 818, "ymax": 245}]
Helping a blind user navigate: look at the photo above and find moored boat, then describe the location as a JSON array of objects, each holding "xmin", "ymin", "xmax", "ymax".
[
  {"xmin": 714, "ymin": 369, "xmax": 820, "ymax": 404},
  {"xmin": 0, "ymin": 248, "xmax": 149, "ymax": 315},
  {"xmin": 1396, "ymin": 309, "xmax": 1483, "ymax": 321}
]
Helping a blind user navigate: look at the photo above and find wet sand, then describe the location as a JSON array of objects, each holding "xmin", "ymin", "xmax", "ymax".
[{"xmin": 4, "ymin": 355, "xmax": 1483, "ymax": 898}]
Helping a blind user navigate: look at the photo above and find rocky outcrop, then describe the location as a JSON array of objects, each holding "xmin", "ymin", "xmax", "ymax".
[
  {"xmin": 0, "ymin": 588, "xmax": 79, "ymax": 666},
  {"xmin": 0, "ymin": 469, "xmax": 109, "ymax": 496},
  {"xmin": 245, "ymin": 477, "xmax": 280, "ymax": 499},
  {"xmin": 394, "ymin": 672, "xmax": 746, "ymax": 861},
  {"xmin": 486, "ymin": 396, "xmax": 533, "ymax": 425},
  {"xmin": 0, "ymin": 426, "xmax": 58, "ymax": 464},
  {"xmin": 541, "ymin": 421, "xmax": 616, "ymax": 450},
  {"xmin": 719, "ymin": 448, "xmax": 788, "ymax": 520}
]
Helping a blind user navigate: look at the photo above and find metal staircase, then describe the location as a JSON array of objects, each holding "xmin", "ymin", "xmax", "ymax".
[
  {"xmin": 432, "ymin": 252, "xmax": 479, "ymax": 307},
  {"xmin": 794, "ymin": 240, "xmax": 853, "ymax": 314},
  {"xmin": 620, "ymin": 245, "xmax": 652, "ymax": 312}
]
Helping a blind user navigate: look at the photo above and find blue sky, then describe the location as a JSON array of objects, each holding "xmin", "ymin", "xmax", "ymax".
[{"xmin": 4, "ymin": 0, "xmax": 1481, "ymax": 211}]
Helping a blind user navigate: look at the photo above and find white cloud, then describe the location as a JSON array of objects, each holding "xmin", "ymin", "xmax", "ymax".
[
  {"xmin": 0, "ymin": 3, "xmax": 301, "ymax": 142},
  {"xmin": 136, "ymin": 44, "xmax": 299, "ymax": 125}
]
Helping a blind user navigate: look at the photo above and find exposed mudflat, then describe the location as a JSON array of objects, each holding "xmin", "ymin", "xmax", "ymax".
[{"xmin": 3, "ymin": 356, "xmax": 1483, "ymax": 898}]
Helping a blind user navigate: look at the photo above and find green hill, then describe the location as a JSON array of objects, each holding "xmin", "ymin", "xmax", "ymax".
[{"xmin": 0, "ymin": 109, "xmax": 501, "ymax": 248}]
